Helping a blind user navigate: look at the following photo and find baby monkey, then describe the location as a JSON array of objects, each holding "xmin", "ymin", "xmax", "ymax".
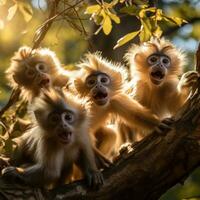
[
  {"xmin": 6, "ymin": 46, "xmax": 69, "ymax": 100},
  {"xmin": 121, "ymin": 37, "xmax": 198, "ymax": 141},
  {"xmin": 2, "ymin": 88, "xmax": 103, "ymax": 188},
  {"xmin": 73, "ymin": 53, "xmax": 163, "ymax": 158}
]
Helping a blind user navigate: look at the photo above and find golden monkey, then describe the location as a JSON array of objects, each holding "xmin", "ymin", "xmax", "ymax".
[
  {"xmin": 73, "ymin": 52, "xmax": 163, "ymax": 158},
  {"xmin": 2, "ymin": 88, "xmax": 103, "ymax": 188},
  {"xmin": 6, "ymin": 46, "xmax": 70, "ymax": 101},
  {"xmin": 122, "ymin": 37, "xmax": 198, "ymax": 140}
]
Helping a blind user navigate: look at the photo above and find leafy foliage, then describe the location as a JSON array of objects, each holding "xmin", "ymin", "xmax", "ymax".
[{"xmin": 85, "ymin": 0, "xmax": 187, "ymax": 48}]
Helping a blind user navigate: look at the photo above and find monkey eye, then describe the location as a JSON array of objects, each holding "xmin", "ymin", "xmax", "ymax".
[
  {"xmin": 36, "ymin": 63, "xmax": 48, "ymax": 72},
  {"xmin": 148, "ymin": 55, "xmax": 159, "ymax": 65},
  {"xmin": 161, "ymin": 56, "xmax": 171, "ymax": 67},
  {"xmin": 48, "ymin": 113, "xmax": 60, "ymax": 124},
  {"xmin": 62, "ymin": 112, "xmax": 74, "ymax": 123},
  {"xmin": 86, "ymin": 76, "xmax": 96, "ymax": 88},
  {"xmin": 99, "ymin": 75, "xmax": 110, "ymax": 85},
  {"xmin": 26, "ymin": 68, "xmax": 36, "ymax": 78}
]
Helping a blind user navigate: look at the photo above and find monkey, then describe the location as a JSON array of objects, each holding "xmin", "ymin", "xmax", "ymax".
[
  {"xmin": 6, "ymin": 46, "xmax": 70, "ymax": 101},
  {"xmin": 73, "ymin": 52, "xmax": 168, "ymax": 158},
  {"xmin": 122, "ymin": 37, "xmax": 199, "ymax": 140},
  {"xmin": 2, "ymin": 88, "xmax": 103, "ymax": 188}
]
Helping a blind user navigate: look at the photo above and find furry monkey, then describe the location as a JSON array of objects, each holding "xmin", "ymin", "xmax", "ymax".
[
  {"xmin": 123, "ymin": 37, "xmax": 198, "ymax": 140},
  {"xmin": 6, "ymin": 46, "xmax": 70, "ymax": 101},
  {"xmin": 73, "ymin": 53, "xmax": 164, "ymax": 158},
  {"xmin": 2, "ymin": 88, "xmax": 103, "ymax": 188}
]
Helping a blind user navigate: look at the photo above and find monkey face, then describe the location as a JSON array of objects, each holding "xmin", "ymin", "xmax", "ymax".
[
  {"xmin": 147, "ymin": 53, "xmax": 171, "ymax": 85},
  {"xmin": 86, "ymin": 72, "xmax": 111, "ymax": 106},
  {"xmin": 14, "ymin": 60, "xmax": 52, "ymax": 92},
  {"xmin": 47, "ymin": 110, "xmax": 76, "ymax": 144}
]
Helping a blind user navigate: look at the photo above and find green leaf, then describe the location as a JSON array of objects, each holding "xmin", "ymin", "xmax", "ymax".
[
  {"xmin": 109, "ymin": 13, "xmax": 120, "ymax": 24},
  {"xmin": 85, "ymin": 5, "xmax": 101, "ymax": 14},
  {"xmin": 7, "ymin": 4, "xmax": 18, "ymax": 21},
  {"xmin": 120, "ymin": 5, "xmax": 138, "ymax": 15},
  {"xmin": 0, "ymin": 0, "xmax": 6, "ymax": 6},
  {"xmin": 103, "ymin": 15, "xmax": 112, "ymax": 35},
  {"xmin": 114, "ymin": 30, "xmax": 140, "ymax": 49},
  {"xmin": 18, "ymin": 2, "xmax": 33, "ymax": 22}
]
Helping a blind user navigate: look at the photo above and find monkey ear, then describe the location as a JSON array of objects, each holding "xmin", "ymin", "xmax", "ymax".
[{"xmin": 134, "ymin": 53, "xmax": 141, "ymax": 62}]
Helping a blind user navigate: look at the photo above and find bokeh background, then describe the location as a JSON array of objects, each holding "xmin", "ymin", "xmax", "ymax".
[{"xmin": 0, "ymin": 0, "xmax": 200, "ymax": 199}]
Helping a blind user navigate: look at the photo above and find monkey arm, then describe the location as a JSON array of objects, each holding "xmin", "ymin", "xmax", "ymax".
[
  {"xmin": 167, "ymin": 72, "xmax": 199, "ymax": 115},
  {"xmin": 53, "ymin": 73, "xmax": 69, "ymax": 87},
  {"xmin": 95, "ymin": 126, "xmax": 117, "ymax": 158},
  {"xmin": 110, "ymin": 93, "xmax": 160, "ymax": 131},
  {"xmin": 2, "ymin": 164, "xmax": 51, "ymax": 187},
  {"xmin": 77, "ymin": 137, "xmax": 104, "ymax": 188}
]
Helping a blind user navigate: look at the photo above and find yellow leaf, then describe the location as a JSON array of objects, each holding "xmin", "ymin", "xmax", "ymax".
[
  {"xmin": 103, "ymin": 15, "xmax": 112, "ymax": 35},
  {"xmin": 114, "ymin": 30, "xmax": 140, "ymax": 49},
  {"xmin": 109, "ymin": 13, "xmax": 120, "ymax": 24},
  {"xmin": 0, "ymin": 0, "xmax": 6, "ymax": 6},
  {"xmin": 170, "ymin": 17, "xmax": 187, "ymax": 26},
  {"xmin": 163, "ymin": 16, "xmax": 187, "ymax": 26},
  {"xmin": 7, "ymin": 4, "xmax": 18, "ymax": 21},
  {"xmin": 155, "ymin": 9, "xmax": 163, "ymax": 21},
  {"xmin": 153, "ymin": 26, "xmax": 162, "ymax": 38},
  {"xmin": 18, "ymin": 2, "xmax": 33, "ymax": 22},
  {"xmin": 139, "ymin": 19, "xmax": 152, "ymax": 42},
  {"xmin": 0, "ymin": 19, "xmax": 4, "ymax": 29},
  {"xmin": 109, "ymin": 0, "xmax": 119, "ymax": 7},
  {"xmin": 85, "ymin": 5, "xmax": 101, "ymax": 14},
  {"xmin": 139, "ymin": 27, "xmax": 151, "ymax": 42}
]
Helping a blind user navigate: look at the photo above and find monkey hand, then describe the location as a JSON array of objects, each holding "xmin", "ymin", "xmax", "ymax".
[
  {"xmin": 1, "ymin": 166, "xmax": 25, "ymax": 184},
  {"xmin": 85, "ymin": 169, "xmax": 104, "ymax": 190},
  {"xmin": 155, "ymin": 118, "xmax": 174, "ymax": 135},
  {"xmin": 178, "ymin": 71, "xmax": 199, "ymax": 91}
]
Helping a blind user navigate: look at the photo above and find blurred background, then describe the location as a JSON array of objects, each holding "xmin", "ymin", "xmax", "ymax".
[{"xmin": 0, "ymin": 0, "xmax": 200, "ymax": 199}]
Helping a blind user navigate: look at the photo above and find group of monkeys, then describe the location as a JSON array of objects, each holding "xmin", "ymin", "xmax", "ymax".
[{"xmin": 1, "ymin": 37, "xmax": 198, "ymax": 189}]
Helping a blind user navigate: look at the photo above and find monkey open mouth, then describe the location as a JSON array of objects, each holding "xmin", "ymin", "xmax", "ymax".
[
  {"xmin": 39, "ymin": 78, "xmax": 50, "ymax": 87},
  {"xmin": 150, "ymin": 71, "xmax": 165, "ymax": 85},
  {"xmin": 93, "ymin": 91, "xmax": 108, "ymax": 105},
  {"xmin": 58, "ymin": 131, "xmax": 72, "ymax": 144}
]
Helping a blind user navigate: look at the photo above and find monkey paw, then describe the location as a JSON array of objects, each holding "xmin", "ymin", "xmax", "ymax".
[
  {"xmin": 179, "ymin": 71, "xmax": 199, "ymax": 90},
  {"xmin": 86, "ymin": 170, "xmax": 104, "ymax": 190},
  {"xmin": 155, "ymin": 118, "xmax": 174, "ymax": 135},
  {"xmin": 2, "ymin": 166, "xmax": 25, "ymax": 184}
]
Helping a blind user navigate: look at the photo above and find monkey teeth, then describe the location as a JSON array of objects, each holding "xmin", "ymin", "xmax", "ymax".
[{"xmin": 58, "ymin": 131, "xmax": 71, "ymax": 143}]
